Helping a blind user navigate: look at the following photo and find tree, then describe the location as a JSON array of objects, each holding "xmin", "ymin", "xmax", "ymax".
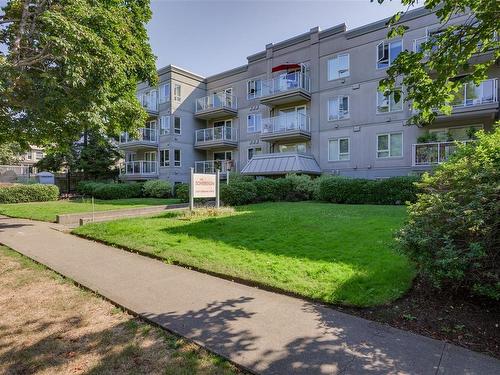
[
  {"xmin": 0, "ymin": 0, "xmax": 157, "ymax": 147},
  {"xmin": 0, "ymin": 142, "xmax": 22, "ymax": 164},
  {"xmin": 375, "ymin": 0, "xmax": 499, "ymax": 125}
]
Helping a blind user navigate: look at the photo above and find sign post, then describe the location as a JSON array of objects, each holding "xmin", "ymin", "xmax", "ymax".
[
  {"xmin": 215, "ymin": 170, "xmax": 220, "ymax": 208},
  {"xmin": 190, "ymin": 167, "xmax": 219, "ymax": 210},
  {"xmin": 189, "ymin": 167, "xmax": 195, "ymax": 211}
]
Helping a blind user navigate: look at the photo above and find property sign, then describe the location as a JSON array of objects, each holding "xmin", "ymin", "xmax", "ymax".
[{"xmin": 192, "ymin": 173, "xmax": 216, "ymax": 198}]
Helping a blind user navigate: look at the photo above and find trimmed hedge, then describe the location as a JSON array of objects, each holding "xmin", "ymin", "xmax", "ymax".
[
  {"xmin": 77, "ymin": 181, "xmax": 143, "ymax": 200},
  {"xmin": 174, "ymin": 183, "xmax": 189, "ymax": 203},
  {"xmin": 0, "ymin": 183, "xmax": 59, "ymax": 203},
  {"xmin": 220, "ymin": 181, "xmax": 257, "ymax": 206},
  {"xmin": 143, "ymin": 180, "xmax": 172, "ymax": 198}
]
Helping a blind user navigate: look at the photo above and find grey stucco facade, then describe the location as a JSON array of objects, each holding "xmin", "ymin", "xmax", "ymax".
[{"xmin": 119, "ymin": 7, "xmax": 499, "ymax": 183}]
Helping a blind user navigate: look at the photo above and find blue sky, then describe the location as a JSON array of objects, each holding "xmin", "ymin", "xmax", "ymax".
[{"xmin": 1, "ymin": 0, "xmax": 419, "ymax": 76}]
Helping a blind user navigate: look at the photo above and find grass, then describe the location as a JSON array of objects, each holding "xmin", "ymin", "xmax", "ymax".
[
  {"xmin": 0, "ymin": 245, "xmax": 242, "ymax": 374},
  {"xmin": 74, "ymin": 202, "xmax": 415, "ymax": 307},
  {"xmin": 0, "ymin": 197, "xmax": 181, "ymax": 222}
]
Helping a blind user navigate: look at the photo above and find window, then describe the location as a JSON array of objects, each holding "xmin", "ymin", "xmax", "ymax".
[
  {"xmin": 35, "ymin": 151, "xmax": 43, "ymax": 160},
  {"xmin": 328, "ymin": 54, "xmax": 350, "ymax": 80},
  {"xmin": 173, "ymin": 116, "xmax": 181, "ymax": 135},
  {"xmin": 247, "ymin": 147, "xmax": 262, "ymax": 160},
  {"xmin": 174, "ymin": 149, "xmax": 181, "ymax": 167},
  {"xmin": 213, "ymin": 119, "xmax": 232, "ymax": 128},
  {"xmin": 26, "ymin": 152, "xmax": 32, "ymax": 160},
  {"xmin": 159, "ymin": 83, "xmax": 170, "ymax": 103},
  {"xmin": 277, "ymin": 143, "xmax": 306, "ymax": 153},
  {"xmin": 377, "ymin": 88, "xmax": 402, "ymax": 113},
  {"xmin": 376, "ymin": 40, "xmax": 402, "ymax": 69},
  {"xmin": 247, "ymin": 114, "xmax": 262, "ymax": 133},
  {"xmin": 377, "ymin": 132, "xmax": 403, "ymax": 158},
  {"xmin": 328, "ymin": 96, "xmax": 350, "ymax": 120},
  {"xmin": 214, "ymin": 151, "xmax": 232, "ymax": 160},
  {"xmin": 328, "ymin": 138, "xmax": 350, "ymax": 161},
  {"xmin": 160, "ymin": 116, "xmax": 170, "ymax": 135},
  {"xmin": 247, "ymin": 79, "xmax": 262, "ymax": 99},
  {"xmin": 173, "ymin": 84, "xmax": 181, "ymax": 102},
  {"xmin": 160, "ymin": 149, "xmax": 170, "ymax": 167}
]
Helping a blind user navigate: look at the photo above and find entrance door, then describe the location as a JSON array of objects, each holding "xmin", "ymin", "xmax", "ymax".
[{"xmin": 143, "ymin": 151, "xmax": 157, "ymax": 173}]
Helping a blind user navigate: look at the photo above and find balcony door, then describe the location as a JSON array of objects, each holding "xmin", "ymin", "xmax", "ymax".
[
  {"xmin": 143, "ymin": 151, "xmax": 157, "ymax": 174},
  {"xmin": 277, "ymin": 106, "xmax": 306, "ymax": 130},
  {"xmin": 145, "ymin": 120, "xmax": 157, "ymax": 141},
  {"xmin": 213, "ymin": 119, "xmax": 232, "ymax": 140}
]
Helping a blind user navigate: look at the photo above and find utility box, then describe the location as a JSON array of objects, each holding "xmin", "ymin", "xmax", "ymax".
[{"xmin": 37, "ymin": 171, "xmax": 55, "ymax": 185}]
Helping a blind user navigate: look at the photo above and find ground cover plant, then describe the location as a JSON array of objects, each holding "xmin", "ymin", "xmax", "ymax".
[
  {"xmin": 74, "ymin": 202, "xmax": 414, "ymax": 307},
  {"xmin": 0, "ymin": 245, "xmax": 242, "ymax": 374},
  {"xmin": 0, "ymin": 197, "xmax": 180, "ymax": 222}
]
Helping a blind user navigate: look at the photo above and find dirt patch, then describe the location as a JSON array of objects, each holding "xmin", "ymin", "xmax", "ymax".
[
  {"xmin": 340, "ymin": 277, "xmax": 500, "ymax": 359},
  {"xmin": 0, "ymin": 246, "xmax": 243, "ymax": 375}
]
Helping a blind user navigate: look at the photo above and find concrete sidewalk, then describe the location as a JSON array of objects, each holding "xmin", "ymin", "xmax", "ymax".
[{"xmin": 0, "ymin": 216, "xmax": 498, "ymax": 375}]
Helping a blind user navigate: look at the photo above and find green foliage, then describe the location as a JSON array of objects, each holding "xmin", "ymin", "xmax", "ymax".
[
  {"xmin": 253, "ymin": 178, "xmax": 281, "ymax": 202},
  {"xmin": 0, "ymin": 142, "xmax": 22, "ymax": 165},
  {"xmin": 397, "ymin": 128, "xmax": 500, "ymax": 299},
  {"xmin": 0, "ymin": 183, "xmax": 59, "ymax": 203},
  {"xmin": 143, "ymin": 180, "xmax": 172, "ymax": 198},
  {"xmin": 174, "ymin": 183, "xmax": 189, "ymax": 203},
  {"xmin": 77, "ymin": 131, "xmax": 120, "ymax": 180},
  {"xmin": 77, "ymin": 181, "xmax": 143, "ymax": 200},
  {"xmin": 0, "ymin": 0, "xmax": 157, "ymax": 146},
  {"xmin": 318, "ymin": 176, "xmax": 420, "ymax": 204},
  {"xmin": 220, "ymin": 181, "xmax": 257, "ymax": 206},
  {"xmin": 376, "ymin": 0, "xmax": 499, "ymax": 126},
  {"xmin": 417, "ymin": 132, "xmax": 438, "ymax": 144}
]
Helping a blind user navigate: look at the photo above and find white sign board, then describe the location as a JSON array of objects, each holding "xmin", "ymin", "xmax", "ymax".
[{"xmin": 192, "ymin": 173, "xmax": 216, "ymax": 198}]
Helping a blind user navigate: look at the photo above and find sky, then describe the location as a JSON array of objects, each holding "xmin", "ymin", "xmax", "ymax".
[{"xmin": 0, "ymin": 0, "xmax": 420, "ymax": 76}]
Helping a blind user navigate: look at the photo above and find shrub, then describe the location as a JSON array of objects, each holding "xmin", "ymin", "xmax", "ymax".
[
  {"xmin": 143, "ymin": 180, "xmax": 172, "ymax": 198},
  {"xmin": 174, "ymin": 183, "xmax": 189, "ymax": 203},
  {"xmin": 374, "ymin": 176, "xmax": 420, "ymax": 205},
  {"xmin": 77, "ymin": 181, "xmax": 143, "ymax": 200},
  {"xmin": 0, "ymin": 183, "xmax": 59, "ymax": 203},
  {"xmin": 253, "ymin": 178, "xmax": 281, "ymax": 202},
  {"xmin": 284, "ymin": 174, "xmax": 316, "ymax": 201},
  {"xmin": 220, "ymin": 181, "xmax": 257, "ymax": 206},
  {"xmin": 397, "ymin": 129, "xmax": 500, "ymax": 300},
  {"xmin": 318, "ymin": 177, "xmax": 369, "ymax": 204}
]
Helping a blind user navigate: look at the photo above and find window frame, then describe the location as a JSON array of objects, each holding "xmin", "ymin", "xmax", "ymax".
[
  {"xmin": 159, "ymin": 149, "xmax": 170, "ymax": 167},
  {"xmin": 173, "ymin": 149, "xmax": 181, "ymax": 167},
  {"xmin": 328, "ymin": 95, "xmax": 350, "ymax": 121},
  {"xmin": 247, "ymin": 113, "xmax": 262, "ymax": 133},
  {"xmin": 247, "ymin": 147, "xmax": 262, "ymax": 160},
  {"xmin": 327, "ymin": 53, "xmax": 350, "ymax": 81},
  {"xmin": 247, "ymin": 79, "xmax": 263, "ymax": 99},
  {"xmin": 159, "ymin": 115, "xmax": 171, "ymax": 135},
  {"xmin": 173, "ymin": 84, "xmax": 181, "ymax": 102},
  {"xmin": 328, "ymin": 137, "xmax": 350, "ymax": 161},
  {"xmin": 159, "ymin": 83, "xmax": 170, "ymax": 103},
  {"xmin": 377, "ymin": 132, "xmax": 403, "ymax": 159},
  {"xmin": 376, "ymin": 88, "xmax": 403, "ymax": 114},
  {"xmin": 376, "ymin": 40, "xmax": 402, "ymax": 69},
  {"xmin": 173, "ymin": 116, "xmax": 181, "ymax": 135}
]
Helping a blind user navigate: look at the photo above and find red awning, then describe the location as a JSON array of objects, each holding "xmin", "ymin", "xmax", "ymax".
[{"xmin": 272, "ymin": 64, "xmax": 300, "ymax": 73}]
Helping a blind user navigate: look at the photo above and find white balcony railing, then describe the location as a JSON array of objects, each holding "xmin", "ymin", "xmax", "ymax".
[
  {"xmin": 195, "ymin": 92, "xmax": 237, "ymax": 113},
  {"xmin": 121, "ymin": 161, "xmax": 158, "ymax": 175},
  {"xmin": 262, "ymin": 113, "xmax": 310, "ymax": 135},
  {"xmin": 195, "ymin": 126, "xmax": 237, "ymax": 144},
  {"xmin": 261, "ymin": 72, "xmax": 310, "ymax": 97},
  {"xmin": 195, "ymin": 160, "xmax": 236, "ymax": 174},
  {"xmin": 451, "ymin": 78, "xmax": 498, "ymax": 108},
  {"xmin": 119, "ymin": 128, "xmax": 158, "ymax": 144},
  {"xmin": 412, "ymin": 140, "xmax": 472, "ymax": 166}
]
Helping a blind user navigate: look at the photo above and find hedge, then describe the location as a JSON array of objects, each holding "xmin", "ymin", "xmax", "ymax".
[
  {"xmin": 77, "ymin": 181, "xmax": 144, "ymax": 200},
  {"xmin": 143, "ymin": 180, "xmax": 172, "ymax": 198},
  {"xmin": 0, "ymin": 183, "xmax": 59, "ymax": 203},
  {"xmin": 174, "ymin": 183, "xmax": 189, "ymax": 203}
]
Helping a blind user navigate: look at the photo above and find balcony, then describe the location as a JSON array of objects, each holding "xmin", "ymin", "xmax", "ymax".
[
  {"xmin": 120, "ymin": 161, "xmax": 158, "ymax": 180},
  {"xmin": 194, "ymin": 160, "xmax": 236, "ymax": 175},
  {"xmin": 412, "ymin": 140, "xmax": 472, "ymax": 167},
  {"xmin": 261, "ymin": 113, "xmax": 311, "ymax": 142},
  {"xmin": 119, "ymin": 128, "xmax": 158, "ymax": 150},
  {"xmin": 195, "ymin": 92, "xmax": 238, "ymax": 120},
  {"xmin": 194, "ymin": 126, "xmax": 238, "ymax": 150},
  {"xmin": 260, "ymin": 72, "xmax": 311, "ymax": 106}
]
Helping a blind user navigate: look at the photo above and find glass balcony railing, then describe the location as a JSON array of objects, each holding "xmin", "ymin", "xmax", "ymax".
[
  {"xmin": 261, "ymin": 113, "xmax": 310, "ymax": 135},
  {"xmin": 194, "ymin": 160, "xmax": 236, "ymax": 174},
  {"xmin": 121, "ymin": 161, "xmax": 158, "ymax": 175},
  {"xmin": 119, "ymin": 128, "xmax": 158, "ymax": 144},
  {"xmin": 451, "ymin": 79, "xmax": 498, "ymax": 108},
  {"xmin": 195, "ymin": 126, "xmax": 237, "ymax": 144},
  {"xmin": 261, "ymin": 72, "xmax": 310, "ymax": 97},
  {"xmin": 412, "ymin": 140, "xmax": 473, "ymax": 166},
  {"xmin": 195, "ymin": 92, "xmax": 237, "ymax": 113}
]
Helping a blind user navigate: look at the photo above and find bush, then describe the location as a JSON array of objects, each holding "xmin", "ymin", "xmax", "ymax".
[
  {"xmin": 220, "ymin": 181, "xmax": 257, "ymax": 206},
  {"xmin": 0, "ymin": 183, "xmax": 59, "ymax": 203},
  {"xmin": 77, "ymin": 181, "xmax": 143, "ymax": 200},
  {"xmin": 253, "ymin": 178, "xmax": 281, "ymax": 202},
  {"xmin": 143, "ymin": 180, "xmax": 172, "ymax": 198},
  {"xmin": 397, "ymin": 129, "xmax": 500, "ymax": 300},
  {"xmin": 174, "ymin": 183, "xmax": 189, "ymax": 203},
  {"xmin": 374, "ymin": 176, "xmax": 420, "ymax": 205}
]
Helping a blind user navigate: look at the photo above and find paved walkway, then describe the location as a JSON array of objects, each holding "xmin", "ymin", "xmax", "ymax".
[{"xmin": 0, "ymin": 216, "xmax": 499, "ymax": 375}]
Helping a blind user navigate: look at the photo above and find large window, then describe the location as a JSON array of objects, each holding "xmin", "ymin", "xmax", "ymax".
[
  {"xmin": 247, "ymin": 147, "xmax": 262, "ymax": 160},
  {"xmin": 328, "ymin": 96, "xmax": 350, "ymax": 120},
  {"xmin": 247, "ymin": 79, "xmax": 262, "ymax": 99},
  {"xmin": 173, "ymin": 116, "xmax": 181, "ymax": 135},
  {"xmin": 173, "ymin": 84, "xmax": 181, "ymax": 102},
  {"xmin": 377, "ymin": 88, "xmax": 403, "ymax": 113},
  {"xmin": 376, "ymin": 40, "xmax": 402, "ymax": 69},
  {"xmin": 174, "ymin": 149, "xmax": 181, "ymax": 167},
  {"xmin": 328, "ymin": 138, "xmax": 350, "ymax": 161},
  {"xmin": 160, "ymin": 149, "xmax": 170, "ymax": 167},
  {"xmin": 247, "ymin": 114, "xmax": 262, "ymax": 133},
  {"xmin": 328, "ymin": 54, "xmax": 350, "ymax": 80},
  {"xmin": 277, "ymin": 143, "xmax": 306, "ymax": 153},
  {"xmin": 377, "ymin": 132, "xmax": 403, "ymax": 158},
  {"xmin": 159, "ymin": 116, "xmax": 170, "ymax": 135},
  {"xmin": 159, "ymin": 83, "xmax": 170, "ymax": 103}
]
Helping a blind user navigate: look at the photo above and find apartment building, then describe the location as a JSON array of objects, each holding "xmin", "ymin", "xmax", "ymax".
[{"xmin": 119, "ymin": 7, "xmax": 499, "ymax": 184}]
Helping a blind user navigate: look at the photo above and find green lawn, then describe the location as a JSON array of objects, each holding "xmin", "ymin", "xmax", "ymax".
[
  {"xmin": 74, "ymin": 202, "xmax": 414, "ymax": 307},
  {"xmin": 0, "ymin": 198, "xmax": 181, "ymax": 222}
]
